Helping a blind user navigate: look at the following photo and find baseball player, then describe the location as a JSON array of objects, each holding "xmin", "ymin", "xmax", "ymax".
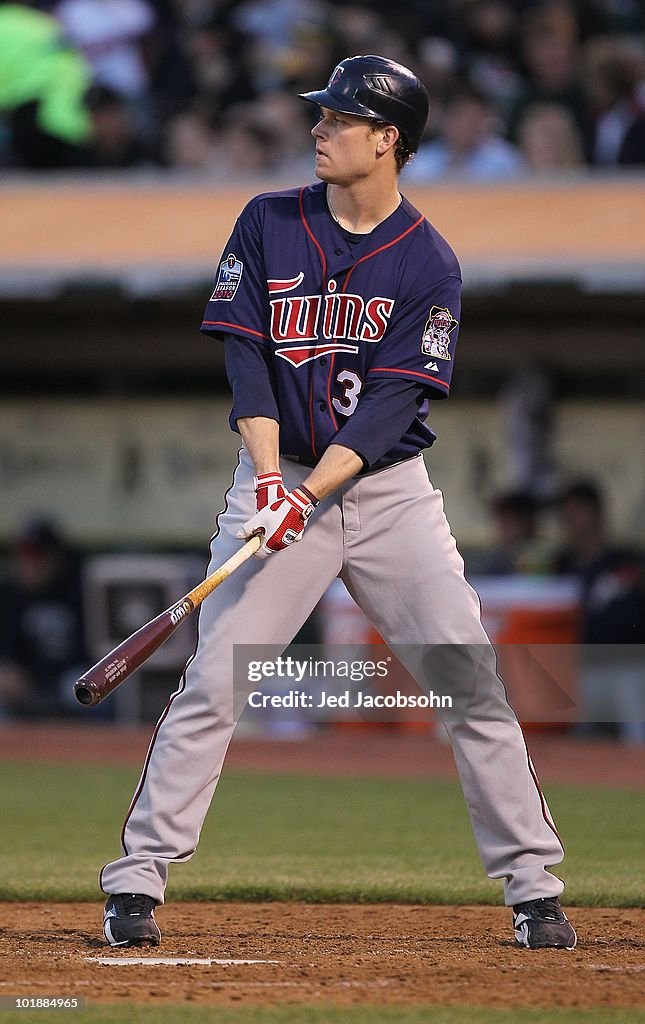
[{"xmin": 101, "ymin": 55, "xmax": 577, "ymax": 951}]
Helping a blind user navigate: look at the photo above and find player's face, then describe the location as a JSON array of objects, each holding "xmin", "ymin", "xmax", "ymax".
[{"xmin": 312, "ymin": 107, "xmax": 385, "ymax": 185}]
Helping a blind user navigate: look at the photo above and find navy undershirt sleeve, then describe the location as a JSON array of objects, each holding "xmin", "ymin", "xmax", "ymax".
[
  {"xmin": 224, "ymin": 334, "xmax": 280, "ymax": 428},
  {"xmin": 332, "ymin": 377, "xmax": 426, "ymax": 468}
]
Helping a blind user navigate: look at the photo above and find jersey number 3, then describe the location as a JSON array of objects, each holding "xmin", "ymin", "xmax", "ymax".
[{"xmin": 332, "ymin": 370, "xmax": 362, "ymax": 417}]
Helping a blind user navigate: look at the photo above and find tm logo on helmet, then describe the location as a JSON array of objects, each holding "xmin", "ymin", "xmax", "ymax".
[{"xmin": 328, "ymin": 65, "xmax": 344, "ymax": 87}]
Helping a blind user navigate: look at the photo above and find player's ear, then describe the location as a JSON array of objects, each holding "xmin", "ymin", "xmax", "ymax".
[{"xmin": 375, "ymin": 124, "xmax": 399, "ymax": 156}]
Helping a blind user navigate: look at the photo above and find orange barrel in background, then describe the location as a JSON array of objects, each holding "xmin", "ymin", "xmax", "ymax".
[
  {"xmin": 472, "ymin": 576, "xmax": 581, "ymax": 729},
  {"xmin": 319, "ymin": 577, "xmax": 581, "ymax": 732}
]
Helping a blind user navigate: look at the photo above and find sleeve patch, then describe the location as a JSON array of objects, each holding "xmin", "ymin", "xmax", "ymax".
[
  {"xmin": 210, "ymin": 253, "xmax": 244, "ymax": 301},
  {"xmin": 421, "ymin": 306, "xmax": 458, "ymax": 361}
]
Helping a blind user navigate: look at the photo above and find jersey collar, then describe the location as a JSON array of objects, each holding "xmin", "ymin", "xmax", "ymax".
[{"xmin": 301, "ymin": 182, "xmax": 423, "ymax": 280}]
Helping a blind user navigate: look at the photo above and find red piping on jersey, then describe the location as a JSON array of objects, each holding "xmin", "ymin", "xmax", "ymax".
[
  {"xmin": 202, "ymin": 320, "xmax": 269, "ymax": 340},
  {"xmin": 299, "ymin": 187, "xmax": 327, "ymax": 285},
  {"xmin": 327, "ymin": 212, "xmax": 426, "ymax": 429},
  {"xmin": 308, "ymin": 375, "xmax": 318, "ymax": 460},
  {"xmin": 327, "ymin": 352, "xmax": 339, "ymax": 431},
  {"xmin": 370, "ymin": 367, "xmax": 450, "ymax": 390},
  {"xmin": 341, "ymin": 213, "xmax": 424, "ymax": 292},
  {"xmin": 299, "ymin": 186, "xmax": 327, "ymax": 460}
]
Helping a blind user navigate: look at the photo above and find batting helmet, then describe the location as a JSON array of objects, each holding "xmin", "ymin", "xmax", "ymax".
[{"xmin": 299, "ymin": 54, "xmax": 429, "ymax": 152}]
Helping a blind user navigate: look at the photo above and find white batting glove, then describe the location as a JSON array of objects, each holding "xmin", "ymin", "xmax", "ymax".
[
  {"xmin": 254, "ymin": 471, "xmax": 286, "ymax": 512},
  {"xmin": 237, "ymin": 484, "xmax": 320, "ymax": 559}
]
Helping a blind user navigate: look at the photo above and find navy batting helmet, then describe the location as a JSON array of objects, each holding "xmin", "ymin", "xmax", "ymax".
[{"xmin": 299, "ymin": 54, "xmax": 429, "ymax": 152}]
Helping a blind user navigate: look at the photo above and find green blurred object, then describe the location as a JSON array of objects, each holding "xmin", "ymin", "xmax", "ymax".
[
  {"xmin": 0, "ymin": 763, "xmax": 642, "ymax": 906},
  {"xmin": 0, "ymin": 4, "xmax": 91, "ymax": 143}
]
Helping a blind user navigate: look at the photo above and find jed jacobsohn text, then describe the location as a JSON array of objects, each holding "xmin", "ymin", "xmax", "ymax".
[{"xmin": 248, "ymin": 689, "xmax": 452, "ymax": 709}]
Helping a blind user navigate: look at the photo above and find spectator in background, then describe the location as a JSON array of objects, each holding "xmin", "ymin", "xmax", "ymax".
[
  {"xmin": 517, "ymin": 101, "xmax": 585, "ymax": 171},
  {"xmin": 554, "ymin": 480, "xmax": 645, "ymax": 743},
  {"xmin": 216, "ymin": 104, "xmax": 296, "ymax": 180},
  {"xmin": 230, "ymin": 0, "xmax": 332, "ymax": 93},
  {"xmin": 582, "ymin": 34, "xmax": 645, "ymax": 166},
  {"xmin": 51, "ymin": 0, "xmax": 164, "ymax": 149},
  {"xmin": 143, "ymin": 5, "xmax": 195, "ymax": 123},
  {"xmin": 460, "ymin": 0, "xmax": 524, "ymax": 115},
  {"xmin": 85, "ymin": 83, "xmax": 163, "ymax": 167},
  {"xmin": 0, "ymin": 1, "xmax": 92, "ymax": 168},
  {"xmin": 404, "ymin": 84, "xmax": 525, "ymax": 181},
  {"xmin": 164, "ymin": 107, "xmax": 217, "ymax": 171},
  {"xmin": 176, "ymin": 11, "xmax": 257, "ymax": 127},
  {"xmin": 166, "ymin": 91, "xmax": 314, "ymax": 179},
  {"xmin": 52, "ymin": 0, "xmax": 157, "ymax": 101},
  {"xmin": 508, "ymin": 2, "xmax": 587, "ymax": 145},
  {"xmin": 331, "ymin": 6, "xmax": 412, "ymax": 69},
  {"xmin": 0, "ymin": 520, "xmax": 89, "ymax": 718},
  {"xmin": 477, "ymin": 490, "xmax": 553, "ymax": 576},
  {"xmin": 415, "ymin": 36, "xmax": 462, "ymax": 146}
]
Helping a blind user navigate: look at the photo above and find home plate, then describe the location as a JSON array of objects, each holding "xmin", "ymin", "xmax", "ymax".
[{"xmin": 85, "ymin": 957, "xmax": 280, "ymax": 966}]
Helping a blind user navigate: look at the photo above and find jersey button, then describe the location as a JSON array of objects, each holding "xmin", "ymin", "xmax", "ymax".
[
  {"xmin": 334, "ymin": 247, "xmax": 343, "ymax": 255},
  {"xmin": 320, "ymin": 357, "xmax": 327, "ymax": 366},
  {"xmin": 319, "ymin": 401, "xmax": 326, "ymax": 411}
]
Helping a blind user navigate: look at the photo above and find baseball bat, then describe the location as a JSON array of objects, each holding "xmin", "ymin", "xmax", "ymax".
[{"xmin": 74, "ymin": 534, "xmax": 262, "ymax": 707}]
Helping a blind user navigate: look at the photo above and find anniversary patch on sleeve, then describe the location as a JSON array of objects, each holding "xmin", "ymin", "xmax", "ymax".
[{"xmin": 421, "ymin": 305, "xmax": 458, "ymax": 361}]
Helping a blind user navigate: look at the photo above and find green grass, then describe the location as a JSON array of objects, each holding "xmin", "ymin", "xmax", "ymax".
[
  {"xmin": 2, "ymin": 1007, "xmax": 644, "ymax": 1024},
  {"xmin": 0, "ymin": 763, "xmax": 643, "ymax": 905}
]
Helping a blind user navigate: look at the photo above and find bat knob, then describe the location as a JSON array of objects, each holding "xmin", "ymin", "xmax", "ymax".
[{"xmin": 74, "ymin": 681, "xmax": 100, "ymax": 706}]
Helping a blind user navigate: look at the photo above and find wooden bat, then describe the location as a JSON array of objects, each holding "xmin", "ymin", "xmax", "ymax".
[{"xmin": 74, "ymin": 535, "xmax": 262, "ymax": 707}]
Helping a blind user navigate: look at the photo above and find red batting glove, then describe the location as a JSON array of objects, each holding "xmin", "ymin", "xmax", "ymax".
[
  {"xmin": 254, "ymin": 471, "xmax": 285, "ymax": 511},
  {"xmin": 238, "ymin": 484, "xmax": 320, "ymax": 559}
]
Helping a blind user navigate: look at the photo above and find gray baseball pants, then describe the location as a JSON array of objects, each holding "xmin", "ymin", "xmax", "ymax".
[{"xmin": 101, "ymin": 449, "xmax": 566, "ymax": 906}]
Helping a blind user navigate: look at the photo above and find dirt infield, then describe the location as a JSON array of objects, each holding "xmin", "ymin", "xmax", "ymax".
[
  {"xmin": 2, "ymin": 722, "xmax": 645, "ymax": 788},
  {"xmin": 1, "ymin": 902, "xmax": 644, "ymax": 1009}
]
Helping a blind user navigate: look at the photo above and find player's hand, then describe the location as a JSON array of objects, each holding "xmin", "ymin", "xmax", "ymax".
[
  {"xmin": 254, "ymin": 471, "xmax": 285, "ymax": 512},
  {"xmin": 237, "ymin": 485, "xmax": 319, "ymax": 559}
]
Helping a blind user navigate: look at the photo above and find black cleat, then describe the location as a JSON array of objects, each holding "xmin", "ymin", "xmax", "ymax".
[
  {"xmin": 513, "ymin": 896, "xmax": 577, "ymax": 949},
  {"xmin": 103, "ymin": 893, "xmax": 161, "ymax": 948}
]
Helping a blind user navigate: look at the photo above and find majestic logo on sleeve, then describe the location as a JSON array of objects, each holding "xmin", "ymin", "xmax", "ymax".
[
  {"xmin": 211, "ymin": 253, "xmax": 243, "ymax": 301},
  {"xmin": 421, "ymin": 306, "xmax": 458, "ymax": 361},
  {"xmin": 268, "ymin": 276, "xmax": 394, "ymax": 367}
]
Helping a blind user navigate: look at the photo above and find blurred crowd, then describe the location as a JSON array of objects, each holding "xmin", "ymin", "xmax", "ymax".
[
  {"xmin": 477, "ymin": 481, "xmax": 645, "ymax": 742},
  {"xmin": 1, "ymin": 483, "xmax": 643, "ymax": 739},
  {"xmin": 0, "ymin": 0, "xmax": 644, "ymax": 176}
]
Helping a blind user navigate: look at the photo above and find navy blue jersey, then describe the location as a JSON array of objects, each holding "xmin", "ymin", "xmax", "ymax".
[{"xmin": 202, "ymin": 182, "xmax": 461, "ymax": 467}]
